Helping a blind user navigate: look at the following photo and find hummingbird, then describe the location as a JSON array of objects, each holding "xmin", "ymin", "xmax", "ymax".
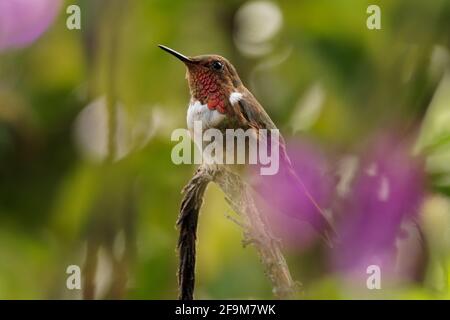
[{"xmin": 159, "ymin": 45, "xmax": 336, "ymax": 245}]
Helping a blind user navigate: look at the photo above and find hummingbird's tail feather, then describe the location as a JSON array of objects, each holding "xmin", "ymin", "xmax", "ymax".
[
  {"xmin": 280, "ymin": 145, "xmax": 338, "ymax": 247},
  {"xmin": 289, "ymin": 165, "xmax": 338, "ymax": 247},
  {"xmin": 319, "ymin": 223, "xmax": 337, "ymax": 248}
]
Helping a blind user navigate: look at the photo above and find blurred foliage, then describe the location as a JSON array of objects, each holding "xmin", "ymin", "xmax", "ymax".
[{"xmin": 0, "ymin": 0, "xmax": 449, "ymax": 299}]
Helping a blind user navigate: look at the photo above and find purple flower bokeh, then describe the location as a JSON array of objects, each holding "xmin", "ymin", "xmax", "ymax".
[
  {"xmin": 0, "ymin": 0, "xmax": 62, "ymax": 51},
  {"xmin": 252, "ymin": 132, "xmax": 426, "ymax": 280},
  {"xmin": 253, "ymin": 139, "xmax": 335, "ymax": 248},
  {"xmin": 331, "ymin": 134, "xmax": 425, "ymax": 279}
]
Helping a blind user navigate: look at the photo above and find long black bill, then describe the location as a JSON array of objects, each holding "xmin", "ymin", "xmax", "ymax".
[{"xmin": 158, "ymin": 45, "xmax": 193, "ymax": 64}]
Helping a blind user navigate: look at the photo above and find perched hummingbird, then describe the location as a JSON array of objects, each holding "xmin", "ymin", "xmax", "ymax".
[{"xmin": 159, "ymin": 45, "xmax": 335, "ymax": 245}]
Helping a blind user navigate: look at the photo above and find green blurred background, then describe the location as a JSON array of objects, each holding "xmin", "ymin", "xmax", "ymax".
[{"xmin": 0, "ymin": 0, "xmax": 449, "ymax": 299}]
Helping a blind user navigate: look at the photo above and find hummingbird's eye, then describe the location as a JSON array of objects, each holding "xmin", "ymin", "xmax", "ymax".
[{"xmin": 211, "ymin": 61, "xmax": 223, "ymax": 71}]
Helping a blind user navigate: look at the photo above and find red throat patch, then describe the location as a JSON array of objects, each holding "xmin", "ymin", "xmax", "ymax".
[{"xmin": 190, "ymin": 68, "xmax": 228, "ymax": 114}]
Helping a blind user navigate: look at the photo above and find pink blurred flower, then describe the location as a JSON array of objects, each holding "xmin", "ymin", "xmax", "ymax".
[
  {"xmin": 0, "ymin": 0, "xmax": 62, "ymax": 51},
  {"xmin": 254, "ymin": 139, "xmax": 335, "ymax": 248},
  {"xmin": 331, "ymin": 134, "xmax": 425, "ymax": 280}
]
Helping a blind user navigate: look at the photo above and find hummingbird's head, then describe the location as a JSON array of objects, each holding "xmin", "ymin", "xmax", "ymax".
[{"xmin": 159, "ymin": 45, "xmax": 242, "ymax": 113}]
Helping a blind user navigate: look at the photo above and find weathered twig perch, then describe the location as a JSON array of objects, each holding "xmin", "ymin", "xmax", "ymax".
[{"xmin": 177, "ymin": 165, "xmax": 297, "ymax": 300}]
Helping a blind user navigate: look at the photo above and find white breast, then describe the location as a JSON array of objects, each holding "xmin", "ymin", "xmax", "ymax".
[{"xmin": 187, "ymin": 100, "xmax": 226, "ymax": 131}]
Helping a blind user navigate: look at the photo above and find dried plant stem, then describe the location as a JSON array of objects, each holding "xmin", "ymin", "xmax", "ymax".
[
  {"xmin": 177, "ymin": 165, "xmax": 296, "ymax": 300},
  {"xmin": 177, "ymin": 167, "xmax": 212, "ymax": 300}
]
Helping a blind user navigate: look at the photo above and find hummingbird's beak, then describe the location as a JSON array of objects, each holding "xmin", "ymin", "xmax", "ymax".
[{"xmin": 158, "ymin": 45, "xmax": 194, "ymax": 64}]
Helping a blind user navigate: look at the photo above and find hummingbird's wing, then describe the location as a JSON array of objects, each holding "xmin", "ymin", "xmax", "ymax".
[
  {"xmin": 234, "ymin": 88, "xmax": 337, "ymax": 246},
  {"xmin": 234, "ymin": 88, "xmax": 278, "ymax": 131}
]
